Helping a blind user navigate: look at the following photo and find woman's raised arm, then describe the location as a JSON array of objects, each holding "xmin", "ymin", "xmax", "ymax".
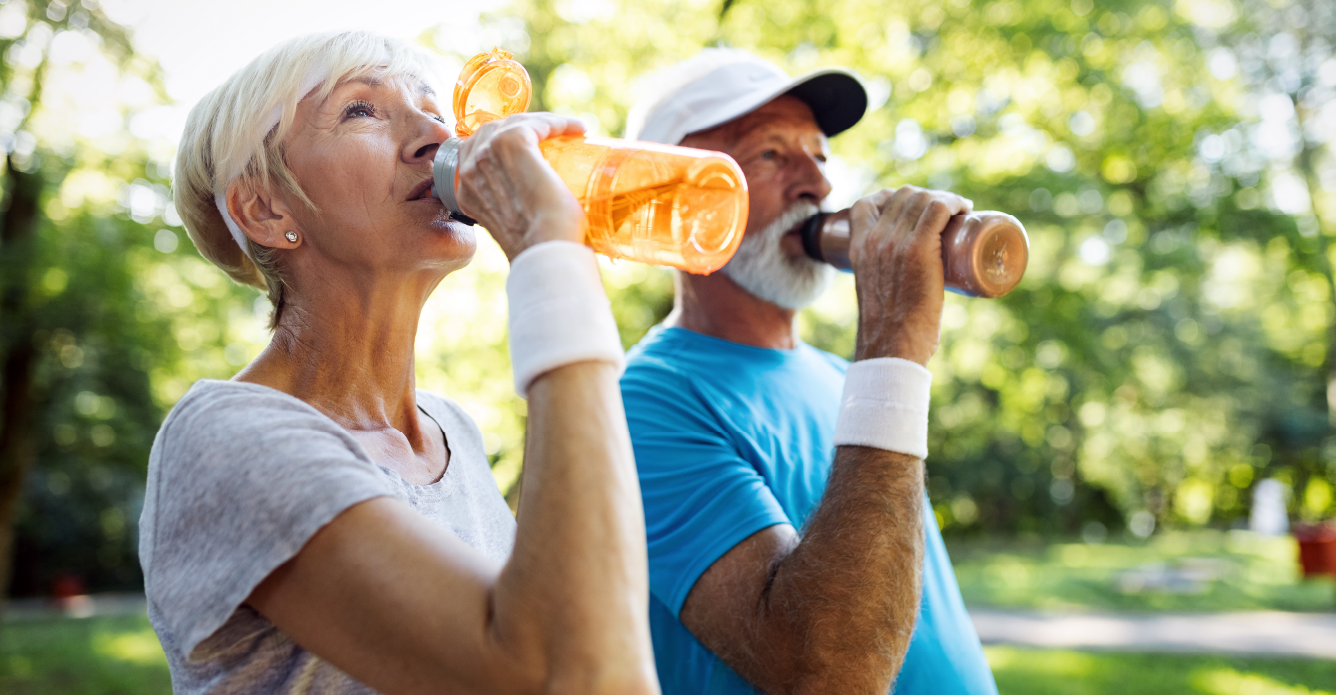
[
  {"xmin": 248, "ymin": 362, "xmax": 654, "ymax": 695},
  {"xmin": 247, "ymin": 114, "xmax": 658, "ymax": 695}
]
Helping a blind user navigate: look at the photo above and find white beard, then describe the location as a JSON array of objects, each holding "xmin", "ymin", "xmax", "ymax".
[{"xmin": 721, "ymin": 201, "xmax": 837, "ymax": 310}]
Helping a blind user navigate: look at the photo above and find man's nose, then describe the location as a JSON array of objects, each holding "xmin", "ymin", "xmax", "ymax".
[{"xmin": 788, "ymin": 150, "xmax": 832, "ymax": 204}]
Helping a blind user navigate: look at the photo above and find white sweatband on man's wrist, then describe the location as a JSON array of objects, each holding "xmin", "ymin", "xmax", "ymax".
[
  {"xmin": 506, "ymin": 241, "xmax": 625, "ymax": 397},
  {"xmin": 832, "ymin": 357, "xmax": 933, "ymax": 459}
]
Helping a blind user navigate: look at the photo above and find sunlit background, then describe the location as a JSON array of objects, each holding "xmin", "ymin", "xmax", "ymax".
[{"xmin": 1, "ymin": 0, "xmax": 1334, "ymax": 691}]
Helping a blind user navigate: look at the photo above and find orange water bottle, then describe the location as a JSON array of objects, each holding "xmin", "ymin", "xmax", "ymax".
[{"xmin": 432, "ymin": 48, "xmax": 749, "ymax": 274}]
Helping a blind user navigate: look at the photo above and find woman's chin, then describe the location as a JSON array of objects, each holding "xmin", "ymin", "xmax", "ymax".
[{"xmin": 418, "ymin": 218, "xmax": 478, "ymax": 267}]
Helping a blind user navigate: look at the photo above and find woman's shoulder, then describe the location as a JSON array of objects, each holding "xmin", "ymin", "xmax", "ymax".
[
  {"xmin": 152, "ymin": 379, "xmax": 366, "ymax": 473},
  {"xmin": 167, "ymin": 377, "xmax": 310, "ymax": 415},
  {"xmin": 159, "ymin": 379, "xmax": 330, "ymax": 438}
]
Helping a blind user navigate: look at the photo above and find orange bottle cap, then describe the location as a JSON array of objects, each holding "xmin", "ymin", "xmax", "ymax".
[{"xmin": 453, "ymin": 47, "xmax": 532, "ymax": 137}]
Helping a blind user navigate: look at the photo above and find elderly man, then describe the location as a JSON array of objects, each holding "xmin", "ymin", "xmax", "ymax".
[{"xmin": 618, "ymin": 50, "xmax": 998, "ymax": 694}]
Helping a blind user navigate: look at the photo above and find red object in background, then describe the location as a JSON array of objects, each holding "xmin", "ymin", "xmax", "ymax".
[
  {"xmin": 1294, "ymin": 523, "xmax": 1336, "ymax": 578},
  {"xmin": 50, "ymin": 573, "xmax": 94, "ymax": 618},
  {"xmin": 50, "ymin": 573, "xmax": 85, "ymax": 599}
]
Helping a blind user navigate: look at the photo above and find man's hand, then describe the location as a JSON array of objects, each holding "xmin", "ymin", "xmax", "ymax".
[
  {"xmin": 454, "ymin": 113, "xmax": 588, "ymax": 261},
  {"xmin": 848, "ymin": 185, "xmax": 973, "ymax": 365}
]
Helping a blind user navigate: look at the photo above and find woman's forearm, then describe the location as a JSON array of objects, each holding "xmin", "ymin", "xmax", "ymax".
[{"xmin": 492, "ymin": 362, "xmax": 658, "ymax": 695}]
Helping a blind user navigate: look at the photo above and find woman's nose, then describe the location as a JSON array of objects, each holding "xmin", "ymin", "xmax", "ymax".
[{"xmin": 404, "ymin": 115, "xmax": 453, "ymax": 163}]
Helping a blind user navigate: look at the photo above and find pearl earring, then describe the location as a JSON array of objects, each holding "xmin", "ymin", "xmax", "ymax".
[{"xmin": 284, "ymin": 231, "xmax": 299, "ymax": 243}]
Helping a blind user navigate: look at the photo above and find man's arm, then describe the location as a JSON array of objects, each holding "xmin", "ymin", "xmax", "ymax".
[{"xmin": 679, "ymin": 186, "xmax": 969, "ymax": 694}]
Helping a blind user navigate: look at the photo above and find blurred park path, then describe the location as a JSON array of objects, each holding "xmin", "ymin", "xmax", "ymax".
[
  {"xmin": 4, "ymin": 592, "xmax": 145, "ymax": 621},
  {"xmin": 972, "ymin": 608, "xmax": 1336, "ymax": 657}
]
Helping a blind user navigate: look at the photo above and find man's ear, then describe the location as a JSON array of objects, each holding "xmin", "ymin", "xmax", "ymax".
[{"xmin": 225, "ymin": 179, "xmax": 302, "ymax": 249}]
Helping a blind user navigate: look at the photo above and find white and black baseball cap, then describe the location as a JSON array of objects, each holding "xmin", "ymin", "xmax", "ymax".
[{"xmin": 625, "ymin": 48, "xmax": 868, "ymax": 146}]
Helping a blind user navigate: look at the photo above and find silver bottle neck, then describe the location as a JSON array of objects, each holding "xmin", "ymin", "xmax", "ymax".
[{"xmin": 432, "ymin": 137, "xmax": 465, "ymax": 214}]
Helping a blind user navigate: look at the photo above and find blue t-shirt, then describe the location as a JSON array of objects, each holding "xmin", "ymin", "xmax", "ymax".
[{"xmin": 621, "ymin": 326, "xmax": 997, "ymax": 695}]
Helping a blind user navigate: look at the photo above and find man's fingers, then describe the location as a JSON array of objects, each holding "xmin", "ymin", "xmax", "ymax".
[
  {"xmin": 896, "ymin": 190, "xmax": 970, "ymax": 241},
  {"xmin": 879, "ymin": 185, "xmax": 924, "ymax": 224},
  {"xmin": 914, "ymin": 195, "xmax": 971, "ymax": 237},
  {"xmin": 889, "ymin": 189, "xmax": 937, "ymax": 241},
  {"xmin": 911, "ymin": 199, "xmax": 955, "ymax": 253},
  {"xmin": 866, "ymin": 188, "xmax": 896, "ymax": 209},
  {"xmin": 850, "ymin": 197, "xmax": 882, "ymax": 233}
]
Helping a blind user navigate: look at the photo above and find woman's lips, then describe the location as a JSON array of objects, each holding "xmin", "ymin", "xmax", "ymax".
[{"xmin": 407, "ymin": 178, "xmax": 436, "ymax": 201}]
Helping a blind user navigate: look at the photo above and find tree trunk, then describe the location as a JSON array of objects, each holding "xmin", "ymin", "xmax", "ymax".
[
  {"xmin": 1293, "ymin": 146, "xmax": 1336, "ymax": 424},
  {"xmin": 0, "ymin": 342, "xmax": 36, "ymax": 618},
  {"xmin": 1285, "ymin": 13, "xmax": 1336, "ymax": 425},
  {"xmin": 1295, "ymin": 157, "xmax": 1335, "ymax": 429},
  {"xmin": 0, "ymin": 153, "xmax": 44, "ymax": 623}
]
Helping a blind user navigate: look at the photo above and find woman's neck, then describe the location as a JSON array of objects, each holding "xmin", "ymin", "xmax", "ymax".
[{"xmin": 235, "ymin": 268, "xmax": 439, "ymax": 435}]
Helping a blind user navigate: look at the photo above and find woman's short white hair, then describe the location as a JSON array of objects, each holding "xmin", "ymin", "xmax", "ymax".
[{"xmin": 173, "ymin": 31, "xmax": 440, "ymax": 327}]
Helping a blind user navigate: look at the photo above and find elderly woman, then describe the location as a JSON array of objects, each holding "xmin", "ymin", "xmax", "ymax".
[{"xmin": 139, "ymin": 32, "xmax": 658, "ymax": 695}]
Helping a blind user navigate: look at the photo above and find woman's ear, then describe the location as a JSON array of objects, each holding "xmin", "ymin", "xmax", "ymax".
[{"xmin": 225, "ymin": 179, "xmax": 302, "ymax": 250}]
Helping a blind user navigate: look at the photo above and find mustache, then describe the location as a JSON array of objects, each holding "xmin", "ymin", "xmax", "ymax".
[
  {"xmin": 762, "ymin": 201, "xmax": 823, "ymax": 246},
  {"xmin": 721, "ymin": 199, "xmax": 836, "ymax": 310}
]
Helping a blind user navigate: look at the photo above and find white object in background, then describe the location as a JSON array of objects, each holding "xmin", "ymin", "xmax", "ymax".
[{"xmin": 1250, "ymin": 478, "xmax": 1290, "ymax": 536}]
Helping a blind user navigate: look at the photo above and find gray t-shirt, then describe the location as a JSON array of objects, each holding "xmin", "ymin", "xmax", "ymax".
[{"xmin": 138, "ymin": 379, "xmax": 517, "ymax": 694}]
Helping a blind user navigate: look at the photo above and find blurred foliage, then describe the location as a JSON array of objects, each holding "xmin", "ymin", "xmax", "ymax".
[
  {"xmin": 950, "ymin": 530, "xmax": 1335, "ymax": 612},
  {"xmin": 0, "ymin": 0, "xmax": 260, "ymax": 599},
  {"xmin": 425, "ymin": 0, "xmax": 1336, "ymax": 535},
  {"xmin": 4, "ymin": 0, "xmax": 1336, "ymax": 597}
]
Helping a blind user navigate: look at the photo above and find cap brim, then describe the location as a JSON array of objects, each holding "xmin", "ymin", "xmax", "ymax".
[
  {"xmin": 677, "ymin": 67, "xmax": 869, "ymax": 143},
  {"xmin": 784, "ymin": 69, "xmax": 869, "ymax": 138}
]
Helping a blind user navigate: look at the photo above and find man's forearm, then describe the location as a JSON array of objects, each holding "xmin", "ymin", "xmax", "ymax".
[{"xmin": 767, "ymin": 445, "xmax": 925, "ymax": 693}]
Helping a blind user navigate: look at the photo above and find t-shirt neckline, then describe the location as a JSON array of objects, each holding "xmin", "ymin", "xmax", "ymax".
[
  {"xmin": 658, "ymin": 325, "xmax": 808, "ymax": 357},
  {"xmin": 194, "ymin": 379, "xmax": 456, "ymax": 490}
]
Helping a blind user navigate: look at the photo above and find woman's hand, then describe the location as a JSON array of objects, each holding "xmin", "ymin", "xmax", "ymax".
[{"xmin": 454, "ymin": 113, "xmax": 588, "ymax": 261}]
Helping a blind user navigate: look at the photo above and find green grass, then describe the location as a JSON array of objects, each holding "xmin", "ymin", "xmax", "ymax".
[
  {"xmin": 948, "ymin": 530, "xmax": 1336, "ymax": 612},
  {"xmin": 1, "ymin": 614, "xmax": 171, "ymax": 695},
  {"xmin": 987, "ymin": 647, "xmax": 1336, "ymax": 695},
  {"xmin": 4, "ymin": 614, "xmax": 1336, "ymax": 693}
]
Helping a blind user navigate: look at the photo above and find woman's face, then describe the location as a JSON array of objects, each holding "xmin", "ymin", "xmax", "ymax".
[{"xmin": 279, "ymin": 72, "xmax": 475, "ymax": 279}]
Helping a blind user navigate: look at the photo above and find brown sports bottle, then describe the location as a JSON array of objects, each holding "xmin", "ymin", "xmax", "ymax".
[{"xmin": 798, "ymin": 209, "xmax": 1030, "ymax": 298}]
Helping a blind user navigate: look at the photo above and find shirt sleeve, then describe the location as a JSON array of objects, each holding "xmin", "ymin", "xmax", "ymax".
[
  {"xmin": 621, "ymin": 361, "xmax": 791, "ymax": 618},
  {"xmin": 141, "ymin": 384, "xmax": 397, "ymax": 658}
]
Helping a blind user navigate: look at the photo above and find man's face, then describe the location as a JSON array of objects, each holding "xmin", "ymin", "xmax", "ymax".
[
  {"xmin": 680, "ymin": 95, "xmax": 837, "ymax": 309},
  {"xmin": 681, "ymin": 95, "xmax": 833, "ymax": 243}
]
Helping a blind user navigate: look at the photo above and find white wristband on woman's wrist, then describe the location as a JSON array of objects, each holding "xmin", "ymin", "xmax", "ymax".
[
  {"xmin": 832, "ymin": 357, "xmax": 933, "ymax": 459},
  {"xmin": 506, "ymin": 241, "xmax": 625, "ymax": 398}
]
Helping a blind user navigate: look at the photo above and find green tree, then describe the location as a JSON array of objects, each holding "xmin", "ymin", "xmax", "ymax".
[
  {"xmin": 0, "ymin": 0, "xmax": 259, "ymax": 609},
  {"xmin": 7, "ymin": 0, "xmax": 1332, "ymax": 604},
  {"xmin": 424, "ymin": 0, "xmax": 1335, "ymax": 535},
  {"xmin": 1206, "ymin": 0, "xmax": 1336, "ymax": 521}
]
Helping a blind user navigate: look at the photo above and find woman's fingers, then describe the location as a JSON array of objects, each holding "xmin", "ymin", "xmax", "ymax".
[
  {"xmin": 509, "ymin": 112, "xmax": 587, "ymax": 142},
  {"xmin": 454, "ymin": 113, "xmax": 588, "ymax": 259}
]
